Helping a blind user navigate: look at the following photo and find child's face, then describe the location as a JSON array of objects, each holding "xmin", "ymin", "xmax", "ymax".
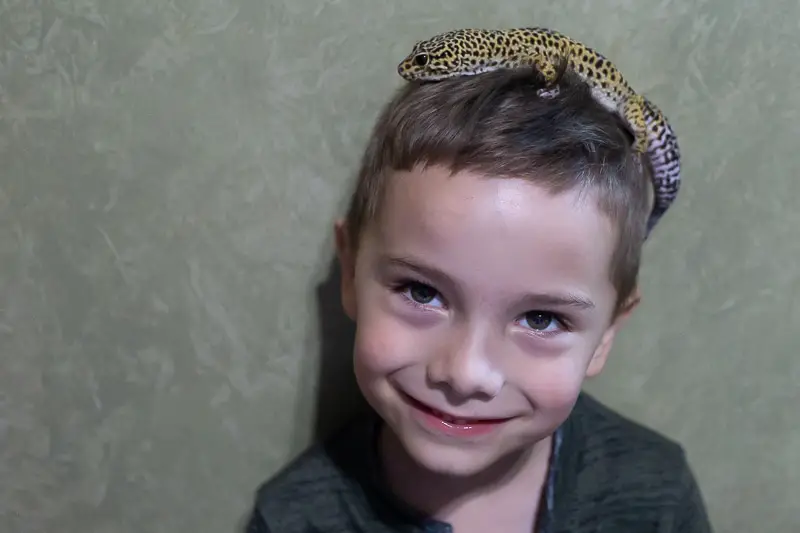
[{"xmin": 335, "ymin": 164, "xmax": 639, "ymax": 478}]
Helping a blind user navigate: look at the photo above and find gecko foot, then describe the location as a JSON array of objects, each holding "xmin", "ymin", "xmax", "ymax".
[{"xmin": 536, "ymin": 86, "xmax": 561, "ymax": 99}]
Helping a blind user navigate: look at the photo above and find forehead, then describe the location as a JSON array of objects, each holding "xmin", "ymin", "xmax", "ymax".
[{"xmin": 367, "ymin": 165, "xmax": 617, "ymax": 302}]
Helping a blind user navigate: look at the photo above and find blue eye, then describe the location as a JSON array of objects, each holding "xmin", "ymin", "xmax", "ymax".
[
  {"xmin": 407, "ymin": 282, "xmax": 437, "ymax": 304},
  {"xmin": 525, "ymin": 312, "xmax": 553, "ymax": 329}
]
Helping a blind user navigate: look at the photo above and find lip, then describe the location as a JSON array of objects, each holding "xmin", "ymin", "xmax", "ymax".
[{"xmin": 398, "ymin": 390, "xmax": 514, "ymax": 438}]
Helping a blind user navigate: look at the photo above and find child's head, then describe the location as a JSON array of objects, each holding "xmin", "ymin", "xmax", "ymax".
[{"xmin": 334, "ymin": 68, "xmax": 653, "ymax": 477}]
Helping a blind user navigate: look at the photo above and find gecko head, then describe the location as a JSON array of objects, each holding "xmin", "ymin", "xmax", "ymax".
[{"xmin": 397, "ymin": 29, "xmax": 500, "ymax": 81}]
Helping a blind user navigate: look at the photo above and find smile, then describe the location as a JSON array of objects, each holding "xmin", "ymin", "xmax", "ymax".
[{"xmin": 399, "ymin": 390, "xmax": 515, "ymax": 436}]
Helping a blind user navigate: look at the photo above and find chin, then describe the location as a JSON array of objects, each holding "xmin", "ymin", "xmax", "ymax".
[{"xmin": 400, "ymin": 433, "xmax": 502, "ymax": 478}]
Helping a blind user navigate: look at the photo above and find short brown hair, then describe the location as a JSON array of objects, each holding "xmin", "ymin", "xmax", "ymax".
[{"xmin": 344, "ymin": 67, "xmax": 653, "ymax": 315}]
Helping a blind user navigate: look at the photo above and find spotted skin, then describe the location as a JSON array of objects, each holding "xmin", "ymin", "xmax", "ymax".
[{"xmin": 397, "ymin": 27, "xmax": 681, "ymax": 234}]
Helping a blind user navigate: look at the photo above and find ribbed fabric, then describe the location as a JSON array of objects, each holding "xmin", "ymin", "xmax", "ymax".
[{"xmin": 246, "ymin": 393, "xmax": 713, "ymax": 533}]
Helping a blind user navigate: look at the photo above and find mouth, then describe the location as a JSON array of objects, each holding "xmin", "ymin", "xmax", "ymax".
[{"xmin": 398, "ymin": 390, "xmax": 514, "ymax": 426}]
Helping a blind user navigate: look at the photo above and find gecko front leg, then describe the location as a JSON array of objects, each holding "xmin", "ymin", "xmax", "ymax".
[
  {"xmin": 522, "ymin": 49, "xmax": 573, "ymax": 99},
  {"xmin": 512, "ymin": 50, "xmax": 563, "ymax": 98}
]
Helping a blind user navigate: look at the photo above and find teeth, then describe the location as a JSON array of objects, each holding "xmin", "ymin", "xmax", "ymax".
[
  {"xmin": 424, "ymin": 403, "xmax": 500, "ymax": 425},
  {"xmin": 436, "ymin": 411, "xmax": 473, "ymax": 425}
]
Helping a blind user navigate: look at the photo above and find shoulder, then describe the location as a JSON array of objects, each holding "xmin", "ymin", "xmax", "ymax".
[
  {"xmin": 245, "ymin": 414, "xmax": 378, "ymax": 533},
  {"xmin": 563, "ymin": 394, "xmax": 712, "ymax": 531},
  {"xmin": 247, "ymin": 445, "xmax": 349, "ymax": 532},
  {"xmin": 573, "ymin": 392, "xmax": 686, "ymax": 462},
  {"xmin": 570, "ymin": 392, "xmax": 691, "ymax": 485}
]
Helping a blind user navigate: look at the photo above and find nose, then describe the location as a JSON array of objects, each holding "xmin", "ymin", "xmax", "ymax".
[{"xmin": 426, "ymin": 327, "xmax": 504, "ymax": 400}]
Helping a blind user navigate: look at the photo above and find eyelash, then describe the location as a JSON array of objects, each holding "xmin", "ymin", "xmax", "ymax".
[
  {"xmin": 390, "ymin": 279, "xmax": 571, "ymax": 337},
  {"xmin": 391, "ymin": 279, "xmax": 443, "ymax": 311}
]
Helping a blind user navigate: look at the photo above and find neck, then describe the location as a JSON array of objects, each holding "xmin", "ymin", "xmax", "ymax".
[{"xmin": 378, "ymin": 426, "xmax": 553, "ymax": 523}]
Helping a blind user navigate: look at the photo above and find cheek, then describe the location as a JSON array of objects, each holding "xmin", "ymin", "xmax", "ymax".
[
  {"xmin": 509, "ymin": 352, "xmax": 589, "ymax": 411},
  {"xmin": 352, "ymin": 291, "xmax": 424, "ymax": 377}
]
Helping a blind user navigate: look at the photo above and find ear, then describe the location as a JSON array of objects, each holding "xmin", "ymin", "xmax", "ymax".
[
  {"xmin": 585, "ymin": 287, "xmax": 642, "ymax": 377},
  {"xmin": 334, "ymin": 219, "xmax": 357, "ymax": 320}
]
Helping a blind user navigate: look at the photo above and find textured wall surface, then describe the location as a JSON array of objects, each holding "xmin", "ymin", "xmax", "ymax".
[{"xmin": 1, "ymin": 1, "xmax": 798, "ymax": 532}]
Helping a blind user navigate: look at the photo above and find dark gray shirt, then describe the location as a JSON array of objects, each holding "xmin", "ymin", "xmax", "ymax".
[{"xmin": 245, "ymin": 393, "xmax": 713, "ymax": 533}]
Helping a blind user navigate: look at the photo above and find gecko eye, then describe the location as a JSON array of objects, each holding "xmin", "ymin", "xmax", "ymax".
[{"xmin": 413, "ymin": 53, "xmax": 429, "ymax": 67}]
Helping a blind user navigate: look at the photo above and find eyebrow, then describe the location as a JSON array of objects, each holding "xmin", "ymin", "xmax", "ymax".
[
  {"xmin": 517, "ymin": 292, "xmax": 596, "ymax": 310},
  {"xmin": 380, "ymin": 255, "xmax": 596, "ymax": 311}
]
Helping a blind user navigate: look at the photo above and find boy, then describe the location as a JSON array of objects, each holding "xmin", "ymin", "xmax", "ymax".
[{"xmin": 246, "ymin": 68, "xmax": 713, "ymax": 532}]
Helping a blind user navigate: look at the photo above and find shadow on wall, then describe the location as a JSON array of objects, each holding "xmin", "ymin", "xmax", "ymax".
[
  {"xmin": 311, "ymin": 256, "xmax": 370, "ymax": 441},
  {"xmin": 237, "ymin": 256, "xmax": 368, "ymax": 532}
]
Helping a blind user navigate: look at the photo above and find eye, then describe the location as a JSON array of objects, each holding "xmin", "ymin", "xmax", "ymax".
[
  {"xmin": 413, "ymin": 53, "xmax": 429, "ymax": 67},
  {"xmin": 393, "ymin": 280, "xmax": 445, "ymax": 309},
  {"xmin": 407, "ymin": 282, "xmax": 437, "ymax": 304},
  {"xmin": 520, "ymin": 311, "xmax": 560, "ymax": 332}
]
